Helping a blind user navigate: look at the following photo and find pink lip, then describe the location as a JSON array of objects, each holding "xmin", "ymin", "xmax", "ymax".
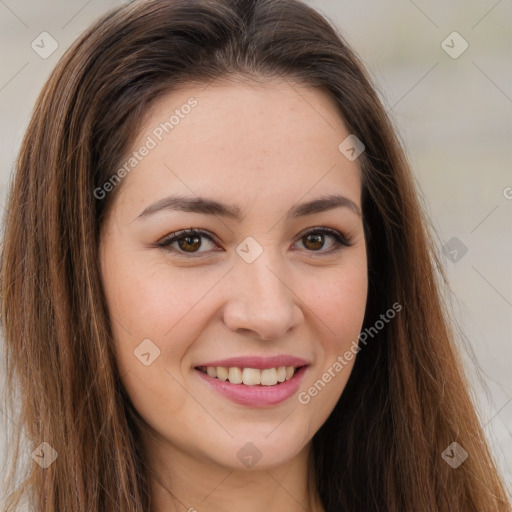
[
  {"xmin": 194, "ymin": 355, "xmax": 309, "ymax": 369},
  {"xmin": 195, "ymin": 365, "xmax": 308, "ymax": 407}
]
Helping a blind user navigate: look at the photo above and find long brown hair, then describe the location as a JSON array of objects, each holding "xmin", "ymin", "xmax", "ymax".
[{"xmin": 1, "ymin": 0, "xmax": 510, "ymax": 510}]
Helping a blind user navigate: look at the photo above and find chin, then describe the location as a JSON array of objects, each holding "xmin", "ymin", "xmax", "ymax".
[{"xmin": 197, "ymin": 421, "xmax": 314, "ymax": 471}]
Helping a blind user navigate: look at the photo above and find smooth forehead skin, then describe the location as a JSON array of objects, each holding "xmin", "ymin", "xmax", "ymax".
[{"xmin": 101, "ymin": 78, "xmax": 363, "ymax": 232}]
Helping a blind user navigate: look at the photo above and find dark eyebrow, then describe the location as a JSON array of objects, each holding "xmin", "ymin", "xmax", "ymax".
[{"xmin": 135, "ymin": 193, "xmax": 361, "ymax": 222}]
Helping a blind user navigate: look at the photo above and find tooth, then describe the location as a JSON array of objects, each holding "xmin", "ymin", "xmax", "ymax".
[
  {"xmin": 207, "ymin": 367, "xmax": 217, "ymax": 378},
  {"xmin": 228, "ymin": 367, "xmax": 243, "ymax": 384},
  {"xmin": 276, "ymin": 366, "xmax": 286, "ymax": 382},
  {"xmin": 242, "ymin": 368, "xmax": 261, "ymax": 385},
  {"xmin": 285, "ymin": 366, "xmax": 294, "ymax": 380},
  {"xmin": 260, "ymin": 368, "xmax": 278, "ymax": 386},
  {"xmin": 217, "ymin": 366, "xmax": 229, "ymax": 381}
]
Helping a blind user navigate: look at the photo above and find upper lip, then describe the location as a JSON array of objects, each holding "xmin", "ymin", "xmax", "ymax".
[{"xmin": 195, "ymin": 355, "xmax": 309, "ymax": 369}]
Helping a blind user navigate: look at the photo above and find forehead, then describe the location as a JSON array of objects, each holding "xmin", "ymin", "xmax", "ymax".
[{"xmin": 111, "ymin": 78, "xmax": 362, "ymax": 218}]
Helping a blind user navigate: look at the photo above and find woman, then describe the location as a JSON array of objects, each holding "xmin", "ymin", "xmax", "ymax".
[{"xmin": 1, "ymin": 0, "xmax": 510, "ymax": 510}]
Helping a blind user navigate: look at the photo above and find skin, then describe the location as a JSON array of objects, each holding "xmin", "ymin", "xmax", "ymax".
[{"xmin": 99, "ymin": 77, "xmax": 368, "ymax": 512}]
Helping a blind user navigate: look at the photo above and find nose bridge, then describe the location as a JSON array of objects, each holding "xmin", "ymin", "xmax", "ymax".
[
  {"xmin": 246, "ymin": 253, "xmax": 288, "ymax": 302},
  {"xmin": 224, "ymin": 242, "xmax": 300, "ymax": 339}
]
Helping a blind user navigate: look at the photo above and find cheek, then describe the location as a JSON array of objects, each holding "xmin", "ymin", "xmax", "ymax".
[
  {"xmin": 298, "ymin": 254, "xmax": 367, "ymax": 403},
  {"xmin": 101, "ymin": 254, "xmax": 229, "ymax": 411},
  {"xmin": 104, "ymin": 265, "xmax": 211, "ymax": 425},
  {"xmin": 307, "ymin": 258, "xmax": 368, "ymax": 347},
  {"xmin": 102, "ymin": 250, "xmax": 215, "ymax": 339}
]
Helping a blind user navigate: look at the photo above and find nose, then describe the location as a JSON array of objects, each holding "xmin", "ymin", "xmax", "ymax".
[{"xmin": 222, "ymin": 251, "xmax": 304, "ymax": 341}]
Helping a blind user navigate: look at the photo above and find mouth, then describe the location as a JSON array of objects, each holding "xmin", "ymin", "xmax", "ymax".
[
  {"xmin": 193, "ymin": 359, "xmax": 309, "ymax": 407},
  {"xmin": 195, "ymin": 365, "xmax": 305, "ymax": 386}
]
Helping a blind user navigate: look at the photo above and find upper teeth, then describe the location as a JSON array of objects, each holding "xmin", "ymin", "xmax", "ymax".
[{"xmin": 202, "ymin": 366, "xmax": 297, "ymax": 386}]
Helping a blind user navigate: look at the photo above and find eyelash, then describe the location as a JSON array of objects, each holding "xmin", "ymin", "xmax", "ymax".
[{"xmin": 156, "ymin": 227, "xmax": 353, "ymax": 258}]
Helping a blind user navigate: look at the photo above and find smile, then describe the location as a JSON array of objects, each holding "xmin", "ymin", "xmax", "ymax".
[
  {"xmin": 196, "ymin": 365, "xmax": 300, "ymax": 386},
  {"xmin": 194, "ymin": 356, "xmax": 309, "ymax": 407}
]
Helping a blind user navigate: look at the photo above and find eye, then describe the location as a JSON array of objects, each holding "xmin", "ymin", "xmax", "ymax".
[
  {"xmin": 157, "ymin": 229, "xmax": 218, "ymax": 256},
  {"xmin": 157, "ymin": 227, "xmax": 353, "ymax": 257},
  {"xmin": 293, "ymin": 227, "xmax": 353, "ymax": 254}
]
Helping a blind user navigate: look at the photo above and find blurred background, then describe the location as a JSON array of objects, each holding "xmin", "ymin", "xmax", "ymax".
[{"xmin": 1, "ymin": 0, "xmax": 511, "ymax": 503}]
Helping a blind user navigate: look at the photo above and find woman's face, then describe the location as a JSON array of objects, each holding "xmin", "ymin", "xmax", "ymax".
[{"xmin": 99, "ymin": 78, "xmax": 368, "ymax": 471}]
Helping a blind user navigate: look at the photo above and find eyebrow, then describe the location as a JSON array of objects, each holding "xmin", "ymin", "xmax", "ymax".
[{"xmin": 135, "ymin": 193, "xmax": 362, "ymax": 222}]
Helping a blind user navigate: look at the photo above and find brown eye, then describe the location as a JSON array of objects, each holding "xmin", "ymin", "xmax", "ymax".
[
  {"xmin": 158, "ymin": 229, "xmax": 217, "ymax": 255},
  {"xmin": 302, "ymin": 233, "xmax": 325, "ymax": 251},
  {"xmin": 178, "ymin": 234, "xmax": 202, "ymax": 252},
  {"xmin": 294, "ymin": 228, "xmax": 352, "ymax": 255}
]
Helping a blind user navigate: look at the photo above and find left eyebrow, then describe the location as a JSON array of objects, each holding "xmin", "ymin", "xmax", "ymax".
[
  {"xmin": 288, "ymin": 194, "xmax": 362, "ymax": 218},
  {"xmin": 134, "ymin": 193, "xmax": 362, "ymax": 222}
]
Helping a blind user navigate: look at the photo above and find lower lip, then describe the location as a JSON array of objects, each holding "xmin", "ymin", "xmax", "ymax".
[{"xmin": 195, "ymin": 366, "xmax": 308, "ymax": 407}]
